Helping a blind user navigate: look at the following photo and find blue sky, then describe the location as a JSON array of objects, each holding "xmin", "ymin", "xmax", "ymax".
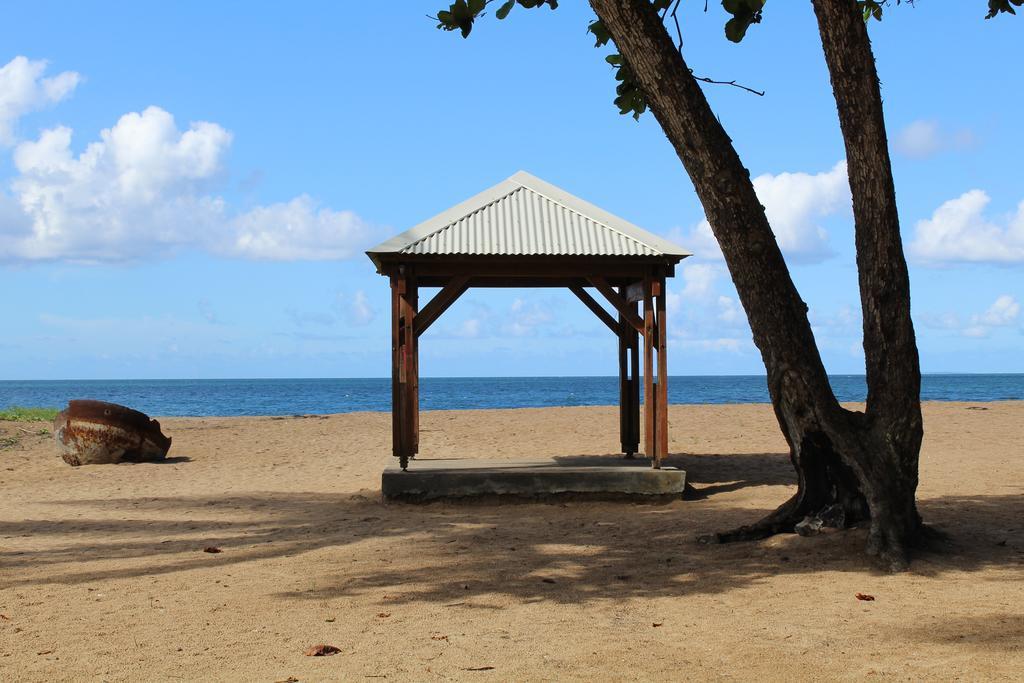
[{"xmin": 0, "ymin": 2, "xmax": 1020, "ymax": 379}]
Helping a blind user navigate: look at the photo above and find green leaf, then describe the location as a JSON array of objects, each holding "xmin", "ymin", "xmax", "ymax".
[
  {"xmin": 433, "ymin": 0, "xmax": 481, "ymax": 37},
  {"xmin": 859, "ymin": 0, "xmax": 884, "ymax": 22},
  {"xmin": 721, "ymin": 0, "xmax": 765, "ymax": 44},
  {"xmin": 587, "ymin": 19, "xmax": 610, "ymax": 47},
  {"xmin": 724, "ymin": 17, "xmax": 746, "ymax": 42},
  {"xmin": 986, "ymin": 0, "xmax": 1023, "ymax": 19},
  {"xmin": 495, "ymin": 0, "xmax": 515, "ymax": 20}
]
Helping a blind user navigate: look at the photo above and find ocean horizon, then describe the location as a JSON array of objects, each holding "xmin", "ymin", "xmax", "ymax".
[{"xmin": 2, "ymin": 373, "xmax": 1022, "ymax": 417}]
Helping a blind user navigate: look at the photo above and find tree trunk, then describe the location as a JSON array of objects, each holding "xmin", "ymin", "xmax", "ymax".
[
  {"xmin": 810, "ymin": 0, "xmax": 924, "ymax": 566},
  {"xmin": 588, "ymin": 0, "xmax": 925, "ymax": 569}
]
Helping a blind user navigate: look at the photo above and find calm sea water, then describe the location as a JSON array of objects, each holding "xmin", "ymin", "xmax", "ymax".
[{"xmin": 0, "ymin": 374, "xmax": 1021, "ymax": 417}]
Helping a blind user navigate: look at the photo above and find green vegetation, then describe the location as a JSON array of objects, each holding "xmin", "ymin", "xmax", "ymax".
[{"xmin": 0, "ymin": 406, "xmax": 60, "ymax": 422}]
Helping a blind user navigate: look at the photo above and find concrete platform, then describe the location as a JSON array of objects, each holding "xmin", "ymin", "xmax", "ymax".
[{"xmin": 382, "ymin": 456, "xmax": 686, "ymax": 501}]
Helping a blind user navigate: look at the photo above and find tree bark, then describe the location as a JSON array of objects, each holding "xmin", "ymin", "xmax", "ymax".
[
  {"xmin": 810, "ymin": 0, "xmax": 924, "ymax": 564},
  {"xmin": 588, "ymin": 0, "xmax": 925, "ymax": 569}
]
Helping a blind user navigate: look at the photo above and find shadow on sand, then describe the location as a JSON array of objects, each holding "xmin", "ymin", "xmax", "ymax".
[{"xmin": 2, "ymin": 451, "xmax": 1021, "ymax": 615}]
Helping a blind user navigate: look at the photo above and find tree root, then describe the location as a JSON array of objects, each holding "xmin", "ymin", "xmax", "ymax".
[
  {"xmin": 702, "ymin": 496, "xmax": 939, "ymax": 574},
  {"xmin": 697, "ymin": 494, "xmax": 803, "ymax": 544}
]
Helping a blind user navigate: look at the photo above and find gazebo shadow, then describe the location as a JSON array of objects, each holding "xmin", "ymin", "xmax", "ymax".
[
  {"xmin": 665, "ymin": 450, "xmax": 796, "ymax": 498},
  {"xmin": 4, "ymin": 479, "xmax": 1021, "ymax": 607},
  {"xmin": 550, "ymin": 450, "xmax": 796, "ymax": 499}
]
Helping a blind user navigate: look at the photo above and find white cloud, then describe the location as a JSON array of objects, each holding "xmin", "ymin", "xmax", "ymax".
[
  {"xmin": 665, "ymin": 289, "xmax": 682, "ymax": 316},
  {"xmin": 716, "ymin": 295, "xmax": 741, "ymax": 324},
  {"xmin": 680, "ymin": 263, "xmax": 720, "ymax": 301},
  {"xmin": 894, "ymin": 119, "xmax": 977, "ymax": 160},
  {"xmin": 809, "ymin": 303, "xmax": 859, "ymax": 335},
  {"xmin": 666, "ymin": 263, "xmax": 725, "ymax": 317},
  {"xmin": 454, "ymin": 317, "xmax": 482, "ymax": 339},
  {"xmin": 0, "ymin": 104, "xmax": 374, "ymax": 263},
  {"xmin": 669, "ymin": 336, "xmax": 748, "ymax": 353},
  {"xmin": 0, "ymin": 56, "xmax": 79, "ymax": 146},
  {"xmin": 430, "ymin": 299, "xmax": 491, "ymax": 339},
  {"xmin": 975, "ymin": 295, "xmax": 1019, "ymax": 327},
  {"xmin": 285, "ymin": 289, "xmax": 377, "ymax": 329},
  {"xmin": 503, "ymin": 297, "xmax": 554, "ymax": 337},
  {"xmin": 428, "ymin": 297, "xmax": 566, "ymax": 340},
  {"xmin": 7, "ymin": 108, "xmax": 231, "ymax": 261},
  {"xmin": 910, "ymin": 190, "xmax": 1024, "ymax": 264},
  {"xmin": 895, "ymin": 120, "xmax": 941, "ymax": 159},
  {"xmin": 673, "ymin": 160, "xmax": 848, "ymax": 263},
  {"xmin": 919, "ymin": 310, "xmax": 962, "ymax": 331},
  {"xmin": 668, "ymin": 221, "xmax": 720, "ymax": 260},
  {"xmin": 920, "ymin": 295, "xmax": 1020, "ymax": 339},
  {"xmin": 286, "ymin": 307, "xmax": 336, "ymax": 327},
  {"xmin": 227, "ymin": 196, "xmax": 371, "ymax": 261},
  {"xmin": 344, "ymin": 290, "xmax": 376, "ymax": 326},
  {"xmin": 752, "ymin": 160, "xmax": 847, "ymax": 260},
  {"xmin": 664, "ymin": 264, "xmax": 754, "ymax": 351},
  {"xmin": 960, "ymin": 326, "xmax": 989, "ymax": 339}
]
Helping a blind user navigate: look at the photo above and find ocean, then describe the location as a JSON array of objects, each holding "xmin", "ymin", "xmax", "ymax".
[{"xmin": 1, "ymin": 374, "xmax": 1022, "ymax": 417}]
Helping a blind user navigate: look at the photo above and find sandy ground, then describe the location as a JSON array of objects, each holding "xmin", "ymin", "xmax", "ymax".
[{"xmin": 1, "ymin": 401, "xmax": 1022, "ymax": 682}]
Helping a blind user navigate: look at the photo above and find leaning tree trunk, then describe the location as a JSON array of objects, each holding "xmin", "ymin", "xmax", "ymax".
[
  {"xmin": 588, "ymin": 0, "xmax": 925, "ymax": 569},
  {"xmin": 811, "ymin": 0, "xmax": 924, "ymax": 564}
]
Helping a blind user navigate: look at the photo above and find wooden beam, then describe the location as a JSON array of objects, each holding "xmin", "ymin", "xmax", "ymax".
[
  {"xmin": 414, "ymin": 276, "xmax": 637, "ymax": 289},
  {"xmin": 589, "ymin": 276, "xmax": 645, "ymax": 335},
  {"xmin": 414, "ymin": 276, "xmax": 470, "ymax": 337},
  {"xmin": 569, "ymin": 285, "xmax": 618, "ymax": 335},
  {"xmin": 380, "ymin": 260, "xmax": 674, "ymax": 281},
  {"xmin": 376, "ymin": 254, "xmax": 679, "ymax": 271}
]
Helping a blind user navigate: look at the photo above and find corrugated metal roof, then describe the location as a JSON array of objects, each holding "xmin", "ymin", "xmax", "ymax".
[{"xmin": 367, "ymin": 171, "xmax": 690, "ymax": 259}]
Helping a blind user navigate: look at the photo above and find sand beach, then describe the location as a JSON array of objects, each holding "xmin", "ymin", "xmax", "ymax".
[{"xmin": 1, "ymin": 401, "xmax": 1022, "ymax": 681}]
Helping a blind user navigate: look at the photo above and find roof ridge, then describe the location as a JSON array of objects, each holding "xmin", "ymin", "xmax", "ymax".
[
  {"xmin": 510, "ymin": 176, "xmax": 658, "ymax": 252},
  {"xmin": 366, "ymin": 170, "xmax": 690, "ymax": 260},
  {"xmin": 400, "ymin": 185, "xmax": 523, "ymax": 253}
]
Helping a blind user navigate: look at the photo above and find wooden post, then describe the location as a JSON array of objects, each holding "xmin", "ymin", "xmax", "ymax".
[
  {"xmin": 401, "ymin": 273, "xmax": 417, "ymax": 468},
  {"xmin": 655, "ymin": 273, "xmax": 668, "ymax": 467},
  {"xmin": 409, "ymin": 274, "xmax": 419, "ymax": 457},
  {"xmin": 617, "ymin": 287, "xmax": 631, "ymax": 457},
  {"xmin": 618, "ymin": 286, "xmax": 640, "ymax": 457},
  {"xmin": 642, "ymin": 273, "xmax": 656, "ymax": 465},
  {"xmin": 390, "ymin": 273, "xmax": 405, "ymax": 465},
  {"xmin": 392, "ymin": 268, "xmax": 419, "ymax": 470},
  {"xmin": 629, "ymin": 296, "xmax": 641, "ymax": 455}
]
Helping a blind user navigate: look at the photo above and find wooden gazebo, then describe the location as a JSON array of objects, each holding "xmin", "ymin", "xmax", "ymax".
[{"xmin": 367, "ymin": 171, "xmax": 689, "ymax": 471}]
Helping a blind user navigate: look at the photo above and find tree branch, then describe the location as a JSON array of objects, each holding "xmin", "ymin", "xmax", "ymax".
[{"xmin": 690, "ymin": 72, "xmax": 765, "ymax": 96}]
